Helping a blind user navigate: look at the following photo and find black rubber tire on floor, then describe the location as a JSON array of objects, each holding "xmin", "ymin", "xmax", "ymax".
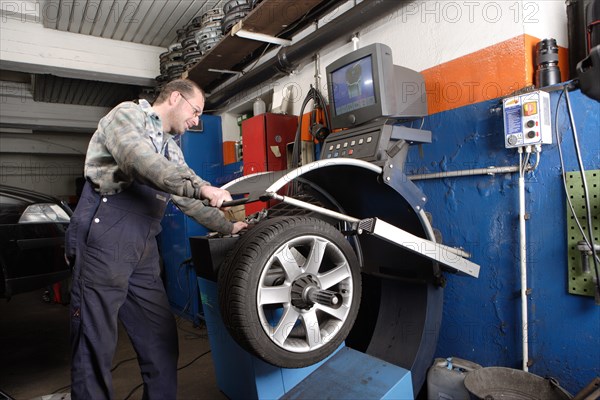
[{"xmin": 218, "ymin": 216, "xmax": 361, "ymax": 368}]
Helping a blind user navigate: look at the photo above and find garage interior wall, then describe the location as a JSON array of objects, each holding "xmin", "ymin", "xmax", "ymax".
[
  {"xmin": 218, "ymin": 0, "xmax": 598, "ymax": 394},
  {"xmin": 0, "ymin": 0, "xmax": 161, "ymax": 200},
  {"xmin": 219, "ymin": 0, "xmax": 569, "ymax": 138},
  {"xmin": 0, "ymin": 0, "xmax": 598, "ymax": 394},
  {"xmin": 406, "ymin": 90, "xmax": 599, "ymax": 395}
]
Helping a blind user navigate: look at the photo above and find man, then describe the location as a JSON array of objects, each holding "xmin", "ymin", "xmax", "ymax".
[{"xmin": 65, "ymin": 79, "xmax": 247, "ymax": 399}]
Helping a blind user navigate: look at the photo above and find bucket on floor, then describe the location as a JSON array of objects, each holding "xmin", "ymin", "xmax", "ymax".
[
  {"xmin": 427, "ymin": 357, "xmax": 483, "ymax": 400},
  {"xmin": 463, "ymin": 367, "xmax": 573, "ymax": 400}
]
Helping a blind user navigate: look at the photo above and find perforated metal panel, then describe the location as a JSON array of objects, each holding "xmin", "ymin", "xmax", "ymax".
[{"xmin": 566, "ymin": 170, "xmax": 600, "ymax": 297}]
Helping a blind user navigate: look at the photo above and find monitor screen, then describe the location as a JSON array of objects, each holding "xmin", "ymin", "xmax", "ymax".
[
  {"xmin": 326, "ymin": 43, "xmax": 427, "ymax": 130},
  {"xmin": 331, "ymin": 55, "xmax": 376, "ymax": 116}
]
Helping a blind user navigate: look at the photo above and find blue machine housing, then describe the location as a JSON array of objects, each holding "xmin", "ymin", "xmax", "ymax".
[
  {"xmin": 159, "ymin": 114, "xmax": 225, "ymax": 324},
  {"xmin": 193, "ymin": 159, "xmax": 446, "ymax": 397}
]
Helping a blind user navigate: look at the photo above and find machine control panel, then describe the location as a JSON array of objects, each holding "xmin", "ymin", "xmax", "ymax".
[
  {"xmin": 503, "ymin": 90, "xmax": 552, "ymax": 148},
  {"xmin": 321, "ymin": 121, "xmax": 432, "ymax": 164},
  {"xmin": 322, "ymin": 129, "xmax": 381, "ymax": 161}
]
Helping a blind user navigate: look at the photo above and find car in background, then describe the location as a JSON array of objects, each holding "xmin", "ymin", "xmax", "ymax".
[{"xmin": 0, "ymin": 185, "xmax": 72, "ymax": 298}]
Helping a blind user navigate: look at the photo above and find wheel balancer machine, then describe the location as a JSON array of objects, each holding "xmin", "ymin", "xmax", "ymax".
[{"xmin": 189, "ymin": 43, "xmax": 480, "ymax": 399}]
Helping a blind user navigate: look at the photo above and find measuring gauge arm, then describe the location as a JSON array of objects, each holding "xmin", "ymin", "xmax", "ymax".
[
  {"xmin": 266, "ymin": 192, "xmax": 480, "ymax": 278},
  {"xmin": 221, "ymin": 158, "xmax": 481, "ymax": 279}
]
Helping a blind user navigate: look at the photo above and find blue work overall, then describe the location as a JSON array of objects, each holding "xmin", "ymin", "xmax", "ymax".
[{"xmin": 67, "ymin": 180, "xmax": 177, "ymax": 399}]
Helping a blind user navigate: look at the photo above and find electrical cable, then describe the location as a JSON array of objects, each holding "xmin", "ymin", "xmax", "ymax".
[
  {"xmin": 175, "ymin": 315, "xmax": 209, "ymax": 339},
  {"xmin": 50, "ymin": 355, "xmax": 139, "ymax": 394},
  {"xmin": 315, "ymin": 88, "xmax": 331, "ymax": 132},
  {"xmin": 555, "ymin": 90, "xmax": 593, "ymax": 251},
  {"xmin": 289, "ymin": 86, "xmax": 320, "ymax": 194},
  {"xmin": 563, "ymin": 86, "xmax": 600, "ymax": 297},
  {"xmin": 111, "ymin": 356, "xmax": 138, "ymax": 372},
  {"xmin": 562, "ymin": 89, "xmax": 600, "ymax": 267},
  {"xmin": 521, "ymin": 147, "xmax": 532, "ymax": 175},
  {"xmin": 531, "ymin": 146, "xmax": 542, "ymax": 171},
  {"xmin": 53, "ymin": 326, "xmax": 209, "ymax": 397},
  {"xmin": 123, "ymin": 382, "xmax": 143, "ymax": 400},
  {"xmin": 289, "ymin": 84, "xmax": 331, "ymax": 173},
  {"xmin": 50, "ymin": 383, "xmax": 71, "ymax": 395},
  {"xmin": 245, "ymin": 43, "xmax": 272, "ymax": 74},
  {"xmin": 555, "ymin": 86, "xmax": 600, "ymax": 299},
  {"xmin": 177, "ymin": 257, "xmax": 196, "ymax": 317},
  {"xmin": 177, "ymin": 349, "xmax": 211, "ymax": 371},
  {"xmin": 202, "ymin": 44, "xmax": 272, "ymax": 113},
  {"xmin": 122, "ymin": 350, "xmax": 212, "ymax": 400},
  {"xmin": 286, "ymin": 79, "xmax": 334, "ymax": 198}
]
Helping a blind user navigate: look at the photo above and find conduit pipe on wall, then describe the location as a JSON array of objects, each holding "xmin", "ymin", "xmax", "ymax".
[
  {"xmin": 205, "ymin": 0, "xmax": 407, "ymax": 110},
  {"xmin": 518, "ymin": 148, "xmax": 530, "ymax": 372},
  {"xmin": 407, "ymin": 164, "xmax": 539, "ymax": 181},
  {"xmin": 408, "ymin": 148, "xmax": 542, "ymax": 372}
]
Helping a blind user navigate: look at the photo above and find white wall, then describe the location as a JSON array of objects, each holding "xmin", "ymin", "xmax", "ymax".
[
  {"xmin": 0, "ymin": 0, "xmax": 164, "ymax": 86},
  {"xmin": 0, "ymin": 151, "xmax": 85, "ymax": 201},
  {"xmin": 218, "ymin": 0, "xmax": 568, "ymax": 141},
  {"xmin": 0, "ymin": 82, "xmax": 98, "ymax": 199}
]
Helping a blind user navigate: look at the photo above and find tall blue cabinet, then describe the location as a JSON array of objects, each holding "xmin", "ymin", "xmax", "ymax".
[{"xmin": 159, "ymin": 115, "xmax": 223, "ymax": 324}]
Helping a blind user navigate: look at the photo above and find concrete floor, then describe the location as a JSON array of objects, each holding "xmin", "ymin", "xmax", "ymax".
[{"xmin": 0, "ymin": 290, "xmax": 227, "ymax": 400}]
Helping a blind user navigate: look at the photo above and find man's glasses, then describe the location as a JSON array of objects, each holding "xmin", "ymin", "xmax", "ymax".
[{"xmin": 179, "ymin": 93, "xmax": 202, "ymax": 117}]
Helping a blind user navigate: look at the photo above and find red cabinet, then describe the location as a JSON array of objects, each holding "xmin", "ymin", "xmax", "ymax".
[{"xmin": 242, "ymin": 113, "xmax": 298, "ymax": 214}]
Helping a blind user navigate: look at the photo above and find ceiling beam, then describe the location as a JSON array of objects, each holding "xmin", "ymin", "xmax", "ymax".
[
  {"xmin": 0, "ymin": 82, "xmax": 109, "ymax": 132},
  {"xmin": 0, "ymin": 133, "xmax": 90, "ymax": 156},
  {"xmin": 0, "ymin": 6, "xmax": 164, "ymax": 86}
]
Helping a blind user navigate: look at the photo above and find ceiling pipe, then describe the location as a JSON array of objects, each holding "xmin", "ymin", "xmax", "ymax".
[{"xmin": 205, "ymin": 0, "xmax": 407, "ymax": 110}]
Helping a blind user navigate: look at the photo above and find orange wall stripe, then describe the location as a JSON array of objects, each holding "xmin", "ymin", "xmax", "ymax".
[{"xmin": 421, "ymin": 34, "xmax": 568, "ymax": 115}]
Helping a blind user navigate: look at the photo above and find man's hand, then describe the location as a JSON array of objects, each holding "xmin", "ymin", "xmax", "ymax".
[
  {"xmin": 231, "ymin": 221, "xmax": 248, "ymax": 234},
  {"xmin": 200, "ymin": 185, "xmax": 233, "ymax": 208}
]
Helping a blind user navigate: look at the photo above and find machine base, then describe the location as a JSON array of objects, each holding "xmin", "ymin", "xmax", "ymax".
[
  {"xmin": 198, "ymin": 277, "xmax": 337, "ymax": 400},
  {"xmin": 198, "ymin": 277, "xmax": 413, "ymax": 400},
  {"xmin": 281, "ymin": 347, "xmax": 413, "ymax": 400}
]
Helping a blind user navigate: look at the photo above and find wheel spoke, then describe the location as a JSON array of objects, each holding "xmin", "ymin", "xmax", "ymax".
[
  {"xmin": 258, "ymin": 284, "xmax": 290, "ymax": 306},
  {"xmin": 274, "ymin": 245, "xmax": 302, "ymax": 281},
  {"xmin": 270, "ymin": 306, "xmax": 300, "ymax": 346},
  {"xmin": 317, "ymin": 263, "xmax": 350, "ymax": 290},
  {"xmin": 304, "ymin": 238, "xmax": 328, "ymax": 275},
  {"xmin": 302, "ymin": 309, "xmax": 322, "ymax": 348},
  {"xmin": 315, "ymin": 303, "xmax": 348, "ymax": 321}
]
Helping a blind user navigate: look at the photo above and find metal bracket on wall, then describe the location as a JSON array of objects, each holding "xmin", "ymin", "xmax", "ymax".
[
  {"xmin": 566, "ymin": 169, "xmax": 600, "ymax": 297},
  {"xmin": 231, "ymin": 21, "xmax": 292, "ymax": 46}
]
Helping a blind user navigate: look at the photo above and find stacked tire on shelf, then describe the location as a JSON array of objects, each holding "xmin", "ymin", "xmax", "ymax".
[
  {"xmin": 156, "ymin": 28, "xmax": 187, "ymax": 90},
  {"xmin": 182, "ymin": 18, "xmax": 204, "ymax": 72},
  {"xmin": 195, "ymin": 8, "xmax": 224, "ymax": 56},
  {"xmin": 156, "ymin": 0, "xmax": 258, "ymax": 89},
  {"xmin": 222, "ymin": 0, "xmax": 254, "ymax": 34}
]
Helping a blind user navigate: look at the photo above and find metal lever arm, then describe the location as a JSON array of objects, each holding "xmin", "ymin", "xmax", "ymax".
[
  {"xmin": 220, "ymin": 198, "xmax": 250, "ymax": 208},
  {"xmin": 266, "ymin": 192, "xmax": 480, "ymax": 278}
]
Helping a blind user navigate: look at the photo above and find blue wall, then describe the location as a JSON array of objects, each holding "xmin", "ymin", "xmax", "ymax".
[
  {"xmin": 405, "ymin": 89, "xmax": 599, "ymax": 394},
  {"xmin": 160, "ymin": 115, "xmax": 224, "ymax": 323}
]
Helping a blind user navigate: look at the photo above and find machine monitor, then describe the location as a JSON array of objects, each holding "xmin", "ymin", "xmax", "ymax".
[{"xmin": 326, "ymin": 43, "xmax": 428, "ymax": 130}]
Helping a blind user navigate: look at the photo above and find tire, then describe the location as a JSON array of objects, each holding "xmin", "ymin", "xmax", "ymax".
[{"xmin": 218, "ymin": 216, "xmax": 361, "ymax": 368}]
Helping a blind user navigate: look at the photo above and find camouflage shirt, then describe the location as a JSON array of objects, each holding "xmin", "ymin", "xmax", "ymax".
[{"xmin": 84, "ymin": 99, "xmax": 233, "ymax": 234}]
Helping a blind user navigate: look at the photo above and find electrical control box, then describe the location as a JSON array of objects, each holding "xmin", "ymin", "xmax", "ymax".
[{"xmin": 503, "ymin": 90, "xmax": 552, "ymax": 148}]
